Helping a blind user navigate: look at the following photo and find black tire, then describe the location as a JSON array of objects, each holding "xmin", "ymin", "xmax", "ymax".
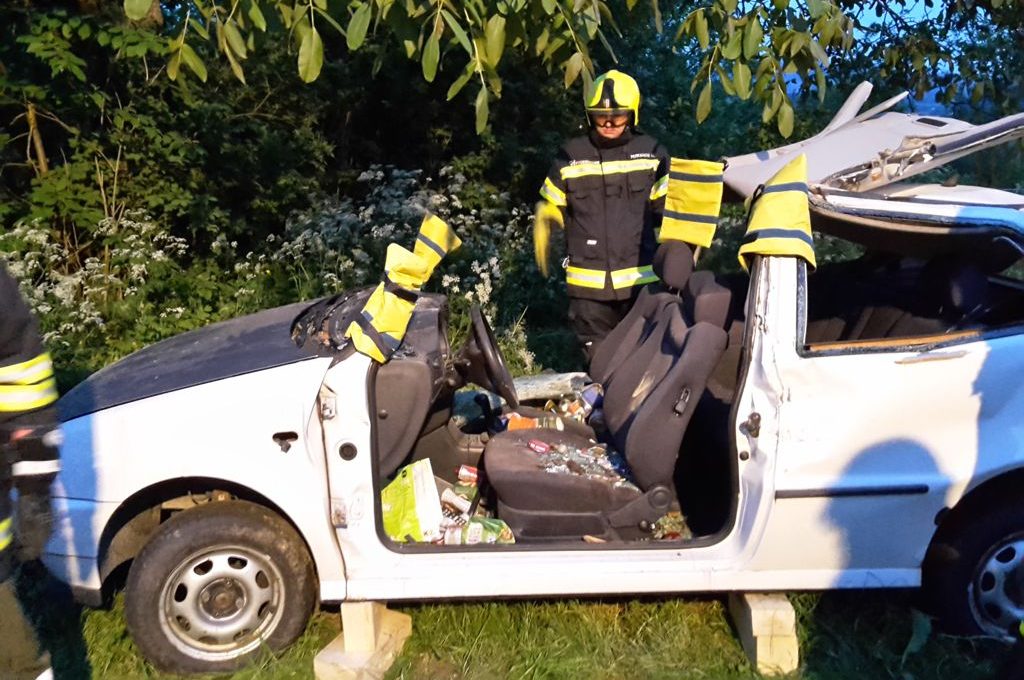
[
  {"xmin": 923, "ymin": 502, "xmax": 1024, "ymax": 640},
  {"xmin": 124, "ymin": 500, "xmax": 317, "ymax": 674}
]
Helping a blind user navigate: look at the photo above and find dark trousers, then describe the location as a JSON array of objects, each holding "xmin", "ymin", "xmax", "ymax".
[
  {"xmin": 568, "ymin": 297, "xmax": 634, "ymax": 361},
  {"xmin": 0, "ymin": 577, "xmax": 46, "ymax": 679}
]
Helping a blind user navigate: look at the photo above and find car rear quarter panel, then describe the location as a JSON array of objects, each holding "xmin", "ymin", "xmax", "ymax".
[{"xmin": 747, "ymin": 258, "xmax": 1024, "ymax": 586}]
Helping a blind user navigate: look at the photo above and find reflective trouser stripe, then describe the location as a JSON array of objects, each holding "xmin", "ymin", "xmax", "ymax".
[
  {"xmin": 565, "ymin": 266, "xmax": 607, "ymax": 289},
  {"xmin": 0, "ymin": 377, "xmax": 58, "ymax": 412},
  {"xmin": 0, "ymin": 518, "xmax": 11, "ymax": 552},
  {"xmin": 12, "ymin": 459, "xmax": 61, "ymax": 477},
  {"xmin": 611, "ymin": 265, "xmax": 658, "ymax": 289},
  {"xmin": 0, "ymin": 353, "xmax": 54, "ymax": 385}
]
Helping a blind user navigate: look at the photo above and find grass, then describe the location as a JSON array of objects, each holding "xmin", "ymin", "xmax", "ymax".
[{"xmin": 12, "ymin": 559, "xmax": 1012, "ymax": 680}]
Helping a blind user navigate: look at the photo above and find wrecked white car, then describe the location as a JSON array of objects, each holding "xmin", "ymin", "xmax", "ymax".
[{"xmin": 46, "ymin": 84, "xmax": 1024, "ymax": 673}]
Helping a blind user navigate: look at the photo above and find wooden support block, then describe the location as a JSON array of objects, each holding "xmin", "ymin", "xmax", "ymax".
[
  {"xmin": 728, "ymin": 592, "xmax": 799, "ymax": 676},
  {"xmin": 314, "ymin": 602, "xmax": 412, "ymax": 680}
]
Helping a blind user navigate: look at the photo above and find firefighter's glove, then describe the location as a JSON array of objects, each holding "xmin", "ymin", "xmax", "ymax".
[
  {"xmin": 533, "ymin": 201, "xmax": 564, "ymax": 277},
  {"xmin": 15, "ymin": 480, "xmax": 53, "ymax": 562}
]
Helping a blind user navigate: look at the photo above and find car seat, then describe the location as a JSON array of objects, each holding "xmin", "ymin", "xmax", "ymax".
[
  {"xmin": 590, "ymin": 243, "xmax": 732, "ymax": 386},
  {"xmin": 482, "ymin": 252, "xmax": 728, "ymax": 541}
]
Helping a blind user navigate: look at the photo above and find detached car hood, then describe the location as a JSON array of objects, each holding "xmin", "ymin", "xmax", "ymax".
[
  {"xmin": 724, "ymin": 82, "xmax": 1024, "ymax": 198},
  {"xmin": 59, "ymin": 301, "xmax": 319, "ymax": 421}
]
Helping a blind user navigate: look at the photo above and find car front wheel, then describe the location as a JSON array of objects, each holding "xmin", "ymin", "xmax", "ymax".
[
  {"xmin": 924, "ymin": 503, "xmax": 1024, "ymax": 640},
  {"xmin": 124, "ymin": 499, "xmax": 317, "ymax": 674}
]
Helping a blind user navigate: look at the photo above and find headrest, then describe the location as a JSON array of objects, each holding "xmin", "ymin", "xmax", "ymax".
[
  {"xmin": 653, "ymin": 240, "xmax": 694, "ymax": 291},
  {"xmin": 947, "ymin": 262, "xmax": 988, "ymax": 314}
]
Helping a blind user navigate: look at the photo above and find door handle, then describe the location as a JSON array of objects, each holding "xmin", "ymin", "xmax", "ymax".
[{"xmin": 896, "ymin": 349, "xmax": 968, "ymax": 365}]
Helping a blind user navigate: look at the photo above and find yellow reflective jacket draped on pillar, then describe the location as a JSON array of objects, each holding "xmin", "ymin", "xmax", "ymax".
[
  {"xmin": 737, "ymin": 154, "xmax": 816, "ymax": 271},
  {"xmin": 345, "ymin": 215, "xmax": 461, "ymax": 363},
  {"xmin": 0, "ymin": 263, "xmax": 61, "ymax": 582},
  {"xmin": 659, "ymin": 158, "xmax": 726, "ymax": 247}
]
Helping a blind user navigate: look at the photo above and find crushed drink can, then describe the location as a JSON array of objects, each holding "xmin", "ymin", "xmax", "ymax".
[
  {"xmin": 581, "ymin": 383, "xmax": 604, "ymax": 411},
  {"xmin": 457, "ymin": 464, "xmax": 479, "ymax": 485},
  {"xmin": 441, "ymin": 488, "xmax": 472, "ymax": 514},
  {"xmin": 527, "ymin": 439, "xmax": 550, "ymax": 453}
]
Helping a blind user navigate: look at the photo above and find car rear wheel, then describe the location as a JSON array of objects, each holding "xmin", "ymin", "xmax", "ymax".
[
  {"xmin": 124, "ymin": 500, "xmax": 317, "ymax": 674},
  {"xmin": 924, "ymin": 503, "xmax": 1024, "ymax": 640}
]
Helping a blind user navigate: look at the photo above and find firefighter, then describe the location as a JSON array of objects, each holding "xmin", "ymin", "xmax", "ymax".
[
  {"xmin": 534, "ymin": 69, "xmax": 670, "ymax": 359},
  {"xmin": 0, "ymin": 261, "xmax": 61, "ymax": 679}
]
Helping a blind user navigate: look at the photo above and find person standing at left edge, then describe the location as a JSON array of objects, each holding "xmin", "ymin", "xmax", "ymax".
[
  {"xmin": 534, "ymin": 69, "xmax": 670, "ymax": 359},
  {"xmin": 0, "ymin": 261, "xmax": 62, "ymax": 680}
]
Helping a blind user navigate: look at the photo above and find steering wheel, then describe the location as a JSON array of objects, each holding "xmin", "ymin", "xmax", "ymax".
[{"xmin": 457, "ymin": 306, "xmax": 519, "ymax": 409}]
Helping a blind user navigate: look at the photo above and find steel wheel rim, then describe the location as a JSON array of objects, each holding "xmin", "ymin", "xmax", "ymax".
[
  {"xmin": 970, "ymin": 533, "xmax": 1024, "ymax": 640},
  {"xmin": 159, "ymin": 544, "xmax": 286, "ymax": 661}
]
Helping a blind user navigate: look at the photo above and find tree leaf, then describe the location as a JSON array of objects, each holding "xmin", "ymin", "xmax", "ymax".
[
  {"xmin": 743, "ymin": 18, "xmax": 762, "ymax": 59},
  {"xmin": 249, "ymin": 1, "xmax": 267, "ymax": 31},
  {"xmin": 777, "ymin": 99, "xmax": 794, "ymax": 137},
  {"xmin": 696, "ymin": 81, "xmax": 712, "ymax": 123},
  {"xmin": 694, "ymin": 10, "xmax": 709, "ymax": 50},
  {"xmin": 179, "ymin": 43, "xmax": 208, "ymax": 82},
  {"xmin": 124, "ymin": 0, "xmax": 151, "ymax": 21},
  {"xmin": 167, "ymin": 48, "xmax": 182, "ymax": 80},
  {"xmin": 447, "ymin": 66, "xmax": 473, "ymax": 100},
  {"xmin": 188, "ymin": 17, "xmax": 210, "ymax": 40},
  {"xmin": 650, "ymin": 0, "xmax": 663, "ymax": 34},
  {"xmin": 542, "ymin": 0, "xmax": 557, "ymax": 14},
  {"xmin": 808, "ymin": 38, "xmax": 829, "ymax": 66},
  {"xmin": 422, "ymin": 30, "xmax": 440, "ymax": 82},
  {"xmin": 485, "ymin": 15, "xmax": 506, "ymax": 66},
  {"xmin": 442, "ymin": 9, "xmax": 472, "ymax": 56},
  {"xmin": 224, "ymin": 21, "xmax": 247, "ymax": 59},
  {"xmin": 225, "ymin": 43, "xmax": 247, "ymax": 83},
  {"xmin": 815, "ymin": 63, "xmax": 826, "ymax": 102},
  {"xmin": 564, "ymin": 51, "xmax": 584, "ymax": 87},
  {"xmin": 734, "ymin": 61, "xmax": 751, "ymax": 99},
  {"xmin": 475, "ymin": 86, "xmax": 489, "ymax": 133},
  {"xmin": 347, "ymin": 3, "xmax": 373, "ymax": 51},
  {"xmin": 721, "ymin": 30, "xmax": 742, "ymax": 59},
  {"xmin": 716, "ymin": 66, "xmax": 735, "ymax": 96},
  {"xmin": 298, "ymin": 26, "xmax": 324, "ymax": 82}
]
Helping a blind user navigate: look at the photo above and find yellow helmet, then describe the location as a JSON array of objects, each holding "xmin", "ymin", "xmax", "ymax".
[{"xmin": 586, "ymin": 70, "xmax": 641, "ymax": 126}]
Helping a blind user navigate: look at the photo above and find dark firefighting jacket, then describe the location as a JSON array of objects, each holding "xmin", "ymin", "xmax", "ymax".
[
  {"xmin": 540, "ymin": 130, "xmax": 670, "ymax": 301},
  {"xmin": 0, "ymin": 262, "xmax": 60, "ymax": 582}
]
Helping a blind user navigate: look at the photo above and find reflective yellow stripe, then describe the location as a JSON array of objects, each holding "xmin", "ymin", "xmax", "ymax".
[
  {"xmin": 611, "ymin": 265, "xmax": 658, "ymax": 289},
  {"xmin": 738, "ymin": 154, "xmax": 816, "ymax": 271},
  {"xmin": 649, "ymin": 174, "xmax": 669, "ymax": 200},
  {"xmin": 0, "ymin": 377, "xmax": 58, "ymax": 412},
  {"xmin": 0, "ymin": 517, "xmax": 12, "ymax": 552},
  {"xmin": 661, "ymin": 158, "xmax": 725, "ymax": 248},
  {"xmin": 559, "ymin": 158, "xmax": 660, "ymax": 180},
  {"xmin": 540, "ymin": 178, "xmax": 566, "ymax": 207},
  {"xmin": 414, "ymin": 214, "xmax": 462, "ymax": 273},
  {"xmin": 0, "ymin": 352, "xmax": 54, "ymax": 385},
  {"xmin": 565, "ymin": 266, "xmax": 607, "ymax": 289}
]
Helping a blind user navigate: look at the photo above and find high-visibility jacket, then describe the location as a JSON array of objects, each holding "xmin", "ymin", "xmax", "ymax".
[
  {"xmin": 0, "ymin": 262, "xmax": 60, "ymax": 582},
  {"xmin": 540, "ymin": 131, "xmax": 670, "ymax": 301}
]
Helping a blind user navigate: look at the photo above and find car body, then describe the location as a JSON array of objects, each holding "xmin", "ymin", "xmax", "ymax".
[{"xmin": 45, "ymin": 83, "xmax": 1024, "ymax": 673}]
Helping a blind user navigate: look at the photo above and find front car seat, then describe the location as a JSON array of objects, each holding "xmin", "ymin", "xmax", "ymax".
[{"xmin": 483, "ymin": 264, "xmax": 728, "ymax": 541}]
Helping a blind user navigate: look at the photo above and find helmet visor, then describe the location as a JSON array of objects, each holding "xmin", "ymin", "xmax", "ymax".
[{"xmin": 587, "ymin": 109, "xmax": 632, "ymax": 129}]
